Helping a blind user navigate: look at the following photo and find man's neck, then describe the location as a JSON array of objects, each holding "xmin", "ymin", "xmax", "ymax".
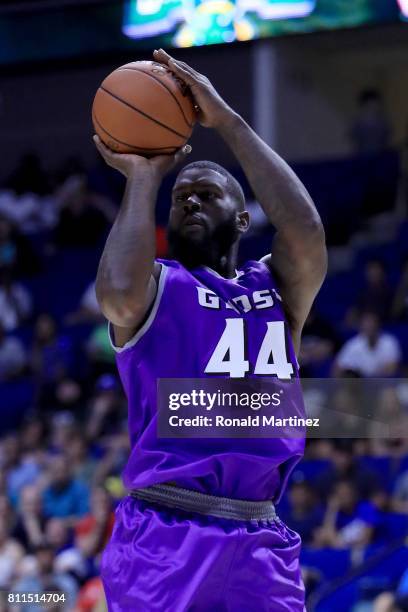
[{"xmin": 174, "ymin": 243, "xmax": 238, "ymax": 279}]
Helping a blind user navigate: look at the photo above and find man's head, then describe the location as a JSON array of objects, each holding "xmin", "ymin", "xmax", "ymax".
[
  {"xmin": 19, "ymin": 484, "xmax": 42, "ymax": 516},
  {"xmin": 365, "ymin": 259, "xmax": 386, "ymax": 287},
  {"xmin": 332, "ymin": 479, "xmax": 358, "ymax": 512},
  {"xmin": 49, "ymin": 454, "xmax": 71, "ymax": 490},
  {"xmin": 45, "ymin": 517, "xmax": 70, "ymax": 551},
  {"xmin": 359, "ymin": 311, "xmax": 381, "ymax": 343},
  {"xmin": 289, "ymin": 481, "xmax": 315, "ymax": 511},
  {"xmin": 34, "ymin": 544, "xmax": 55, "ymax": 575},
  {"xmin": 167, "ymin": 161, "xmax": 249, "ymax": 271}
]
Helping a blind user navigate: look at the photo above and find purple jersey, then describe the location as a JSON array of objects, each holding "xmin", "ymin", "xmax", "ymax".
[{"xmin": 110, "ymin": 259, "xmax": 305, "ymax": 502}]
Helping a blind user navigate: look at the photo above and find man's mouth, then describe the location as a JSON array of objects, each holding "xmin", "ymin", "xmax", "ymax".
[{"xmin": 183, "ymin": 215, "xmax": 205, "ymax": 227}]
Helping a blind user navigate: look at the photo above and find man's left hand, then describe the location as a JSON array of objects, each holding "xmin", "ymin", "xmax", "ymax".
[{"xmin": 153, "ymin": 48, "xmax": 236, "ymax": 130}]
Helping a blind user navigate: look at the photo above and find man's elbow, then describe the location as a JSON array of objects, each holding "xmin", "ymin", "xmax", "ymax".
[
  {"xmin": 286, "ymin": 217, "xmax": 327, "ymax": 263},
  {"xmin": 306, "ymin": 218, "xmax": 327, "ymax": 251}
]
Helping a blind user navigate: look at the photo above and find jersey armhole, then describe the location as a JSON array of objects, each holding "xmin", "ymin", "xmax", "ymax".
[
  {"xmin": 258, "ymin": 256, "xmax": 301, "ymax": 370},
  {"xmin": 108, "ymin": 263, "xmax": 169, "ymax": 353}
]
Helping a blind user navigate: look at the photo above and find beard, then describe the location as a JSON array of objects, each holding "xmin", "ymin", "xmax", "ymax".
[{"xmin": 167, "ymin": 216, "xmax": 239, "ymax": 270}]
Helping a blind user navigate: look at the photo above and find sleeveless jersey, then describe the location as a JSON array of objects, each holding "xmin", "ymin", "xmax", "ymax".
[{"xmin": 110, "ymin": 259, "xmax": 305, "ymax": 502}]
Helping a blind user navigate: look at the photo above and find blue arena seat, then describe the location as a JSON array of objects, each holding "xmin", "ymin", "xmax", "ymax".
[
  {"xmin": 301, "ymin": 547, "xmax": 351, "ymax": 581},
  {"xmin": 290, "ymin": 459, "xmax": 332, "ymax": 484}
]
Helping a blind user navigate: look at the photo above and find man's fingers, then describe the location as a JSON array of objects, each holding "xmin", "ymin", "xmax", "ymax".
[
  {"xmin": 153, "ymin": 49, "xmax": 197, "ymax": 85},
  {"xmin": 167, "ymin": 60, "xmax": 196, "ymax": 86},
  {"xmin": 93, "ymin": 135, "xmax": 121, "ymax": 165},
  {"xmin": 153, "ymin": 48, "xmax": 170, "ymax": 64},
  {"xmin": 93, "ymin": 134, "xmax": 110, "ymax": 158}
]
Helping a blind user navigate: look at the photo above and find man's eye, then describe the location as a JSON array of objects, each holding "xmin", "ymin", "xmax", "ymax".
[
  {"xmin": 201, "ymin": 191, "xmax": 216, "ymax": 200},
  {"xmin": 175, "ymin": 193, "xmax": 188, "ymax": 202}
]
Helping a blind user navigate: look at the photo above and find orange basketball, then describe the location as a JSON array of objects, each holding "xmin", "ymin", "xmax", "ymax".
[{"xmin": 92, "ymin": 61, "xmax": 196, "ymax": 156}]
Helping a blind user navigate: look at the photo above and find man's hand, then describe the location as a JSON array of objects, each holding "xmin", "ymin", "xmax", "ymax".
[
  {"xmin": 93, "ymin": 135, "xmax": 191, "ymax": 179},
  {"xmin": 153, "ymin": 48, "xmax": 236, "ymax": 129}
]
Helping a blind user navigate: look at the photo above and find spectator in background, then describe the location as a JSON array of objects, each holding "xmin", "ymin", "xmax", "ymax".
[
  {"xmin": 279, "ymin": 481, "xmax": 324, "ymax": 545},
  {"xmin": 75, "ymin": 487, "xmax": 114, "ymax": 561},
  {"xmin": 30, "ymin": 315, "xmax": 75, "ymax": 407},
  {"xmin": 4, "ymin": 153, "xmax": 50, "ymax": 197},
  {"xmin": 45, "ymin": 517, "xmax": 72, "ymax": 556},
  {"xmin": 86, "ymin": 375, "xmax": 125, "ymax": 445},
  {"xmin": 391, "ymin": 257, "xmax": 408, "ymax": 321},
  {"xmin": 372, "ymin": 568, "xmax": 408, "ymax": 612},
  {"xmin": 55, "ymin": 175, "xmax": 116, "ymax": 248},
  {"xmin": 369, "ymin": 387, "xmax": 408, "ymax": 457},
  {"xmin": 87, "ymin": 324, "xmax": 116, "ymax": 377},
  {"xmin": 0, "ymin": 514, "xmax": 24, "ymax": 589},
  {"xmin": 314, "ymin": 441, "xmax": 379, "ymax": 501},
  {"xmin": 0, "ymin": 323, "xmax": 27, "ymax": 381},
  {"xmin": 345, "ymin": 260, "xmax": 393, "ymax": 327},
  {"xmin": 13, "ymin": 484, "xmax": 46, "ymax": 551},
  {"xmin": 46, "ymin": 517, "xmax": 88, "ymax": 586},
  {"xmin": 64, "ymin": 281, "xmax": 104, "ymax": 326},
  {"xmin": 0, "ymin": 435, "xmax": 42, "ymax": 507},
  {"xmin": 350, "ymin": 89, "xmax": 391, "ymax": 155},
  {"xmin": 20, "ymin": 418, "xmax": 46, "ymax": 458},
  {"xmin": 333, "ymin": 311, "xmax": 401, "ymax": 377},
  {"xmin": 65, "ymin": 433, "xmax": 97, "ymax": 485},
  {"xmin": 392, "ymin": 470, "xmax": 408, "ymax": 514},
  {"xmin": 0, "ymin": 268, "xmax": 32, "ymax": 332},
  {"xmin": 12, "ymin": 544, "xmax": 78, "ymax": 611},
  {"xmin": 0, "ymin": 154, "xmax": 60, "ymax": 234},
  {"xmin": 0, "ymin": 215, "xmax": 40, "ymax": 276},
  {"xmin": 313, "ymin": 479, "xmax": 379, "ymax": 549},
  {"xmin": 299, "ymin": 308, "xmax": 339, "ymax": 376},
  {"xmin": 50, "ymin": 379, "xmax": 85, "ymax": 417},
  {"xmin": 92, "ymin": 434, "xmax": 128, "ymax": 498},
  {"xmin": 74, "ymin": 575, "xmax": 106, "ymax": 612},
  {"xmin": 48, "ymin": 413, "xmax": 77, "ymax": 455},
  {"xmin": 42, "ymin": 455, "xmax": 89, "ymax": 523},
  {"xmin": 44, "ymin": 517, "xmax": 88, "ymax": 583}
]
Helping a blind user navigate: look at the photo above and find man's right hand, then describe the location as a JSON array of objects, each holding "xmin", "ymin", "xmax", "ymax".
[{"xmin": 93, "ymin": 135, "xmax": 191, "ymax": 180}]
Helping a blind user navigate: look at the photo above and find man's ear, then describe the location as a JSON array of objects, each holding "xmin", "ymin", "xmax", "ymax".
[{"xmin": 237, "ymin": 211, "xmax": 250, "ymax": 234}]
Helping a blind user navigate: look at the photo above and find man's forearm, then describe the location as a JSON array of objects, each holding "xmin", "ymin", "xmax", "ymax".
[
  {"xmin": 218, "ymin": 113, "xmax": 322, "ymax": 237},
  {"xmin": 96, "ymin": 175, "xmax": 159, "ymax": 325},
  {"xmin": 218, "ymin": 112, "xmax": 326, "ymax": 339}
]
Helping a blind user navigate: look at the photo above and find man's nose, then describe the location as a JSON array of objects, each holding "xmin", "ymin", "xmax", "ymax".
[{"xmin": 184, "ymin": 196, "xmax": 201, "ymax": 214}]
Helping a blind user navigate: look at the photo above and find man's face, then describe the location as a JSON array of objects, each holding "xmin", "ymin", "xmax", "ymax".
[
  {"xmin": 50, "ymin": 456, "xmax": 70, "ymax": 488},
  {"xmin": 168, "ymin": 168, "xmax": 242, "ymax": 268},
  {"xmin": 360, "ymin": 313, "xmax": 380, "ymax": 340}
]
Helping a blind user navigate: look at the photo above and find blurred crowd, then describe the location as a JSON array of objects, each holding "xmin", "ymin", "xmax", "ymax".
[{"xmin": 0, "ymin": 146, "xmax": 407, "ymax": 612}]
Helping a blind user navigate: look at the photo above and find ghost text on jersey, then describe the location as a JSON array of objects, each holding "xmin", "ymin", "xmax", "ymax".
[{"xmin": 197, "ymin": 286, "xmax": 281, "ymax": 313}]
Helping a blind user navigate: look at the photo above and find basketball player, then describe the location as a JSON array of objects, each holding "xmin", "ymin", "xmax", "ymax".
[{"xmin": 94, "ymin": 48, "xmax": 327, "ymax": 611}]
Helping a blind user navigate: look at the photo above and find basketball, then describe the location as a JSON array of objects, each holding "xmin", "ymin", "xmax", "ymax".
[{"xmin": 92, "ymin": 60, "xmax": 196, "ymax": 156}]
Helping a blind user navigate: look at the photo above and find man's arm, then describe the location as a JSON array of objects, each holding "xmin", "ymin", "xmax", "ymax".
[
  {"xmin": 218, "ymin": 115, "xmax": 327, "ymax": 351},
  {"xmin": 154, "ymin": 49, "xmax": 327, "ymax": 352},
  {"xmin": 94, "ymin": 136, "xmax": 188, "ymax": 347}
]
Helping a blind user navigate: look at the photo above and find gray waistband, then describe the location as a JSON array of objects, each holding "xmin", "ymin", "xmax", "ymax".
[{"xmin": 130, "ymin": 483, "xmax": 277, "ymax": 521}]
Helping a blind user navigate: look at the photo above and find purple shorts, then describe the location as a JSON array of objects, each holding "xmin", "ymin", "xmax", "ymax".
[{"xmin": 101, "ymin": 495, "xmax": 305, "ymax": 611}]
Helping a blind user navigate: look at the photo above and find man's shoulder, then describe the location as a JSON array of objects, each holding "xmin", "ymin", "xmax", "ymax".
[
  {"xmin": 342, "ymin": 333, "xmax": 365, "ymax": 351},
  {"xmin": 379, "ymin": 332, "xmax": 400, "ymax": 347}
]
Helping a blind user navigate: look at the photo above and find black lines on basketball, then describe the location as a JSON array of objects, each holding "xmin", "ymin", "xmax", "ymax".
[
  {"xmin": 100, "ymin": 86, "xmax": 189, "ymax": 140},
  {"xmin": 117, "ymin": 66, "xmax": 194, "ymax": 129},
  {"xmin": 92, "ymin": 61, "xmax": 195, "ymax": 154},
  {"xmin": 92, "ymin": 112, "xmax": 178, "ymax": 154}
]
